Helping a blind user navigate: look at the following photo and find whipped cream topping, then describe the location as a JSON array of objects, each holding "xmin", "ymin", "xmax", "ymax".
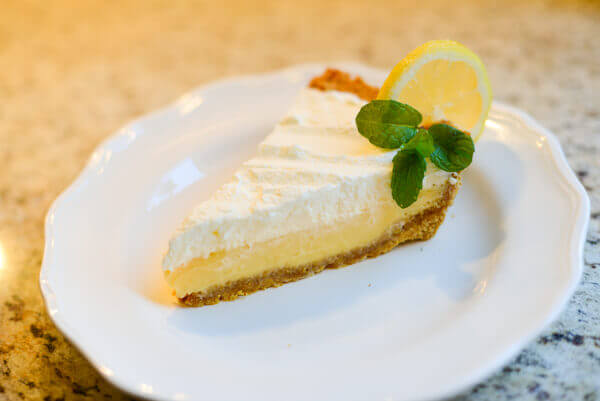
[{"xmin": 163, "ymin": 88, "xmax": 453, "ymax": 271}]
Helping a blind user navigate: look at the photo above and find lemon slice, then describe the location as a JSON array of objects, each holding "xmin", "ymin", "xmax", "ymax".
[{"xmin": 378, "ymin": 40, "xmax": 492, "ymax": 141}]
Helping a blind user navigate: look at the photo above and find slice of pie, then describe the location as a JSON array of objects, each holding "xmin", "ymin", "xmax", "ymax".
[{"xmin": 163, "ymin": 68, "xmax": 462, "ymax": 306}]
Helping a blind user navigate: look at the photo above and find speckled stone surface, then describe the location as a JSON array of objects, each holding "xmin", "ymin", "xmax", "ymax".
[{"xmin": 1, "ymin": 0, "xmax": 599, "ymax": 400}]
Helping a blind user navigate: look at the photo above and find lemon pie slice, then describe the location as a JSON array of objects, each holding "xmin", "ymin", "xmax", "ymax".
[{"xmin": 163, "ymin": 41, "xmax": 491, "ymax": 306}]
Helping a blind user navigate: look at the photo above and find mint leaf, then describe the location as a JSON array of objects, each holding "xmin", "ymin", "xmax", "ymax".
[
  {"xmin": 429, "ymin": 123, "xmax": 475, "ymax": 172},
  {"xmin": 356, "ymin": 100, "xmax": 422, "ymax": 149},
  {"xmin": 353, "ymin": 99, "xmax": 476, "ymax": 209},
  {"xmin": 401, "ymin": 128, "xmax": 434, "ymax": 157},
  {"xmin": 391, "ymin": 150, "xmax": 426, "ymax": 208}
]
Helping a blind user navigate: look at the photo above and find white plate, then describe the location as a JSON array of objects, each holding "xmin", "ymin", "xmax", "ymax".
[{"xmin": 40, "ymin": 64, "xmax": 589, "ymax": 401}]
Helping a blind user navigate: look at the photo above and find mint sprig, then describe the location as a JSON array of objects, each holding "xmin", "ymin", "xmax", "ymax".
[{"xmin": 355, "ymin": 100, "xmax": 475, "ymax": 208}]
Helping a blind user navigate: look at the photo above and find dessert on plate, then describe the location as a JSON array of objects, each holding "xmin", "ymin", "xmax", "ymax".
[{"xmin": 163, "ymin": 40, "xmax": 492, "ymax": 306}]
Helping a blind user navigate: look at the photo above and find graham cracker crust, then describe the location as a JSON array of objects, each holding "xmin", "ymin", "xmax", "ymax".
[{"xmin": 178, "ymin": 69, "xmax": 460, "ymax": 307}]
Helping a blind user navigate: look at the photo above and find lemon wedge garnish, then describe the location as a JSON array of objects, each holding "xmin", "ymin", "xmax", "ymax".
[{"xmin": 378, "ymin": 40, "xmax": 492, "ymax": 141}]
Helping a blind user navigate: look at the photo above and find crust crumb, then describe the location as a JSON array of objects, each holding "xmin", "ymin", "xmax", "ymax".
[{"xmin": 309, "ymin": 68, "xmax": 378, "ymax": 101}]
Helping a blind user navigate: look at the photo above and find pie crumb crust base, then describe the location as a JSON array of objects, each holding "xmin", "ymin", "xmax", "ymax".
[{"xmin": 178, "ymin": 69, "xmax": 460, "ymax": 306}]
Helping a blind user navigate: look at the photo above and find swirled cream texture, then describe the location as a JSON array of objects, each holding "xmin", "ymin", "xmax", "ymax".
[{"xmin": 163, "ymin": 88, "xmax": 453, "ymax": 272}]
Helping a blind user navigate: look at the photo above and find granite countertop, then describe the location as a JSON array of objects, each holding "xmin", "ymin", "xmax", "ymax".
[{"xmin": 1, "ymin": 0, "xmax": 599, "ymax": 399}]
